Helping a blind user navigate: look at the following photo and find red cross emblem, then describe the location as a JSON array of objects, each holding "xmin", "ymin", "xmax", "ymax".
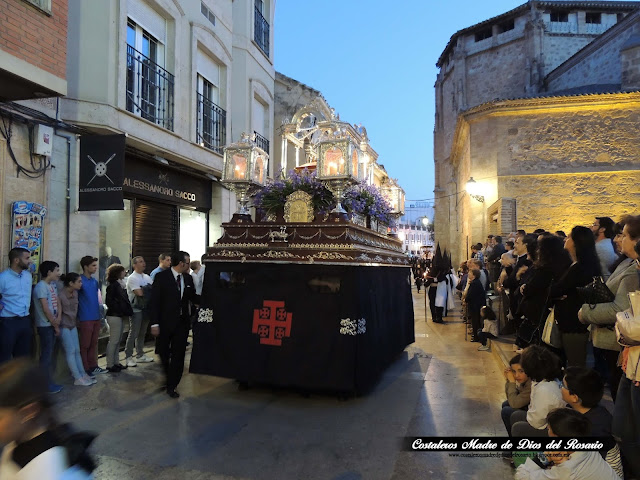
[{"xmin": 252, "ymin": 300, "xmax": 292, "ymax": 346}]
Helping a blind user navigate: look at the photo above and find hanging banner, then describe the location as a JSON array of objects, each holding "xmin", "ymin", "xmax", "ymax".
[
  {"xmin": 79, "ymin": 134, "xmax": 125, "ymax": 211},
  {"xmin": 11, "ymin": 201, "xmax": 46, "ymax": 282}
]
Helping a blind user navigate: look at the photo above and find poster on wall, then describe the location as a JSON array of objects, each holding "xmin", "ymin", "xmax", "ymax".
[
  {"xmin": 79, "ymin": 134, "xmax": 125, "ymax": 211},
  {"xmin": 11, "ymin": 201, "xmax": 46, "ymax": 281}
]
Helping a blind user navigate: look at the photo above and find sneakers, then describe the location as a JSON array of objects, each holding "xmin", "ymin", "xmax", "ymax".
[
  {"xmin": 477, "ymin": 345, "xmax": 490, "ymax": 351},
  {"xmin": 106, "ymin": 365, "xmax": 121, "ymax": 373},
  {"xmin": 126, "ymin": 357, "xmax": 138, "ymax": 367},
  {"xmin": 49, "ymin": 384, "xmax": 63, "ymax": 394},
  {"xmin": 84, "ymin": 375, "xmax": 97, "ymax": 384},
  {"xmin": 91, "ymin": 367, "xmax": 107, "ymax": 375},
  {"xmin": 74, "ymin": 376, "xmax": 93, "ymax": 386},
  {"xmin": 136, "ymin": 355, "xmax": 154, "ymax": 363}
]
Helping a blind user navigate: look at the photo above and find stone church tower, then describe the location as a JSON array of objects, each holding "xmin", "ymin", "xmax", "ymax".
[{"xmin": 434, "ymin": 1, "xmax": 640, "ymax": 265}]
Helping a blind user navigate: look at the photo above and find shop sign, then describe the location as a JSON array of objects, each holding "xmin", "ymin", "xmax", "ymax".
[
  {"xmin": 123, "ymin": 159, "xmax": 212, "ymax": 209},
  {"xmin": 78, "ymin": 134, "xmax": 126, "ymax": 211}
]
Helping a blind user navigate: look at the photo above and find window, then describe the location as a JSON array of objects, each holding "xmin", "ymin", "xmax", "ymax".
[
  {"xmin": 499, "ymin": 20, "xmax": 514, "ymax": 33},
  {"xmin": 550, "ymin": 11, "xmax": 569, "ymax": 22},
  {"xmin": 22, "ymin": 0, "xmax": 51, "ymax": 15},
  {"xmin": 197, "ymin": 74, "xmax": 226, "ymax": 153},
  {"xmin": 126, "ymin": 18, "xmax": 174, "ymax": 130},
  {"xmin": 585, "ymin": 12, "xmax": 601, "ymax": 24},
  {"xmin": 200, "ymin": 1, "xmax": 216, "ymax": 27},
  {"xmin": 254, "ymin": 0, "xmax": 270, "ymax": 56},
  {"xmin": 474, "ymin": 28, "xmax": 492, "ymax": 42}
]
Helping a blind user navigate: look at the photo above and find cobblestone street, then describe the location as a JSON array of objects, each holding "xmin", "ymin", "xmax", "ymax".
[{"xmin": 51, "ymin": 287, "xmax": 514, "ymax": 480}]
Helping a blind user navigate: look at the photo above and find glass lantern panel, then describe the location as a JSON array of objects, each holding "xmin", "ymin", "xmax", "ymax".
[
  {"xmin": 324, "ymin": 147, "xmax": 345, "ymax": 176},
  {"xmin": 351, "ymin": 148, "xmax": 358, "ymax": 177},
  {"xmin": 254, "ymin": 156, "xmax": 265, "ymax": 184},
  {"xmin": 232, "ymin": 154, "xmax": 248, "ymax": 180}
]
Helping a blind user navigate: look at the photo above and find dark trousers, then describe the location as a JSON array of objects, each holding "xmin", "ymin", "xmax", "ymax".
[
  {"xmin": 593, "ymin": 346, "xmax": 622, "ymax": 402},
  {"xmin": 612, "ymin": 376, "xmax": 640, "ymax": 478},
  {"xmin": 0, "ymin": 316, "xmax": 32, "ymax": 363},
  {"xmin": 477, "ymin": 330, "xmax": 497, "ymax": 346},
  {"xmin": 469, "ymin": 310, "xmax": 482, "ymax": 340},
  {"xmin": 501, "ymin": 400, "xmax": 528, "ymax": 436},
  {"xmin": 157, "ymin": 317, "xmax": 190, "ymax": 391},
  {"xmin": 428, "ymin": 286, "xmax": 438, "ymax": 321},
  {"xmin": 37, "ymin": 326, "xmax": 56, "ymax": 386}
]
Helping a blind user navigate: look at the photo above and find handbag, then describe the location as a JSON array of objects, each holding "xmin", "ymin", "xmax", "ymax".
[
  {"xmin": 615, "ymin": 310, "xmax": 640, "ymax": 347},
  {"xmin": 577, "ymin": 276, "xmax": 615, "ymax": 309},
  {"xmin": 542, "ymin": 307, "xmax": 562, "ymax": 348}
]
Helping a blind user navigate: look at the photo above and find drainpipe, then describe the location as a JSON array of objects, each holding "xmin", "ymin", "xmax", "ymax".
[{"xmin": 54, "ymin": 98, "xmax": 73, "ymax": 272}]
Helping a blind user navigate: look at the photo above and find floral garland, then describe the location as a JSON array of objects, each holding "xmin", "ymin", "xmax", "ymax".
[
  {"xmin": 342, "ymin": 181, "xmax": 393, "ymax": 225},
  {"xmin": 252, "ymin": 169, "xmax": 334, "ymax": 216}
]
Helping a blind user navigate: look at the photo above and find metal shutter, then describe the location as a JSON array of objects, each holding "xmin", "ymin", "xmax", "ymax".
[{"xmin": 133, "ymin": 199, "xmax": 178, "ymax": 274}]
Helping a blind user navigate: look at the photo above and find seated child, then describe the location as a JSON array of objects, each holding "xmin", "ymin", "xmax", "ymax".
[
  {"xmin": 515, "ymin": 407, "xmax": 621, "ymax": 479},
  {"xmin": 511, "ymin": 345, "xmax": 566, "ymax": 437},
  {"xmin": 562, "ymin": 367, "xmax": 623, "ymax": 478},
  {"xmin": 502, "ymin": 354, "xmax": 532, "ymax": 436},
  {"xmin": 477, "ymin": 306, "xmax": 499, "ymax": 351}
]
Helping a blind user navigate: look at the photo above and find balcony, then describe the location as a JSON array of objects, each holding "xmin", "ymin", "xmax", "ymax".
[
  {"xmin": 197, "ymin": 93, "xmax": 227, "ymax": 154},
  {"xmin": 126, "ymin": 44, "xmax": 175, "ymax": 131},
  {"xmin": 254, "ymin": 131, "xmax": 269, "ymax": 154},
  {"xmin": 254, "ymin": 6, "xmax": 270, "ymax": 57}
]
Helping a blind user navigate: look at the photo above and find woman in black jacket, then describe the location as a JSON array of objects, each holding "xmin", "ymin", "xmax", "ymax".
[
  {"xmin": 549, "ymin": 226, "xmax": 601, "ymax": 366},
  {"xmin": 104, "ymin": 264, "xmax": 133, "ymax": 373},
  {"xmin": 518, "ymin": 235, "xmax": 571, "ymax": 346}
]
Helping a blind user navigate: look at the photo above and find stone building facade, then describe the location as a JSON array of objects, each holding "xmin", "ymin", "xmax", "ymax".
[{"xmin": 434, "ymin": 1, "xmax": 640, "ymax": 266}]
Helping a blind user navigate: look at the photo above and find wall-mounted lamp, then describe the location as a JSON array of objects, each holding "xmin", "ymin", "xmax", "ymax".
[{"xmin": 466, "ymin": 177, "xmax": 485, "ymax": 203}]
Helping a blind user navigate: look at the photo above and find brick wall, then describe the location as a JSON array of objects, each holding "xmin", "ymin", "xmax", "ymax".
[{"xmin": 0, "ymin": 0, "xmax": 68, "ymax": 80}]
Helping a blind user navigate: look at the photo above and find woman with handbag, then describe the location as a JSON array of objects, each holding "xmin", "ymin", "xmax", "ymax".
[
  {"xmin": 549, "ymin": 226, "xmax": 601, "ymax": 367},
  {"xmin": 610, "ymin": 218, "xmax": 640, "ymax": 478},
  {"xmin": 579, "ymin": 215, "xmax": 640, "ymax": 402},
  {"xmin": 104, "ymin": 264, "xmax": 134, "ymax": 373}
]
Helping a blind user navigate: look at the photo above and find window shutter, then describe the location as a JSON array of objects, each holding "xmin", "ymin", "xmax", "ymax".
[
  {"xmin": 127, "ymin": 0, "xmax": 167, "ymax": 44},
  {"xmin": 197, "ymin": 50, "xmax": 220, "ymax": 87}
]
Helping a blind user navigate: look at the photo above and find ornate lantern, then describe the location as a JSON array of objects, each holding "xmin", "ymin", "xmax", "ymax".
[
  {"xmin": 381, "ymin": 182, "xmax": 405, "ymax": 216},
  {"xmin": 316, "ymin": 131, "xmax": 360, "ymax": 218},
  {"xmin": 222, "ymin": 133, "xmax": 268, "ymax": 222}
]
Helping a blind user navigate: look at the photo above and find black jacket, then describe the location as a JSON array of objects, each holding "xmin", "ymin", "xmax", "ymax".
[
  {"xmin": 550, "ymin": 262, "xmax": 593, "ymax": 333},
  {"xmin": 466, "ymin": 278, "xmax": 486, "ymax": 313},
  {"xmin": 488, "ymin": 243, "xmax": 506, "ymax": 264},
  {"xmin": 149, "ymin": 268, "xmax": 199, "ymax": 332},
  {"xmin": 105, "ymin": 281, "xmax": 133, "ymax": 317}
]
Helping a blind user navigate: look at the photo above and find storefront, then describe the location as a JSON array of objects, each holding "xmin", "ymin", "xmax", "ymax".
[{"xmin": 98, "ymin": 156, "xmax": 213, "ymax": 276}]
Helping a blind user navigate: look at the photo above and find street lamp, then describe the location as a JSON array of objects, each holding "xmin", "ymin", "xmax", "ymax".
[{"xmin": 466, "ymin": 177, "xmax": 485, "ymax": 203}]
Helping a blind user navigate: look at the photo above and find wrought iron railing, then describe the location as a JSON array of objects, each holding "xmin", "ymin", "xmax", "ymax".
[
  {"xmin": 197, "ymin": 93, "xmax": 226, "ymax": 154},
  {"xmin": 126, "ymin": 44, "xmax": 175, "ymax": 131},
  {"xmin": 254, "ymin": 131, "xmax": 269, "ymax": 154},
  {"xmin": 254, "ymin": 5, "xmax": 270, "ymax": 56}
]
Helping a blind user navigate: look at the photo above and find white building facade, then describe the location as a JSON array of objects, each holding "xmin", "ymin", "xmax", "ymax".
[{"xmin": 59, "ymin": 0, "xmax": 276, "ymax": 272}]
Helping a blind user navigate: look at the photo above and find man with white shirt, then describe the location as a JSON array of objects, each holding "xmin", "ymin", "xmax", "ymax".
[
  {"xmin": 125, "ymin": 256, "xmax": 154, "ymax": 367},
  {"xmin": 0, "ymin": 248, "xmax": 33, "ymax": 363},
  {"xmin": 590, "ymin": 217, "xmax": 617, "ymax": 279}
]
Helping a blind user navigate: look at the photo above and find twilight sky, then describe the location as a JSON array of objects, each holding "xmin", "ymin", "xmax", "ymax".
[{"xmin": 274, "ymin": 0, "xmax": 525, "ymax": 201}]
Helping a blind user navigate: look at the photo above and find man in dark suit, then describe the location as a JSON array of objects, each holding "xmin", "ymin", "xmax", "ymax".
[{"xmin": 149, "ymin": 250, "xmax": 199, "ymax": 398}]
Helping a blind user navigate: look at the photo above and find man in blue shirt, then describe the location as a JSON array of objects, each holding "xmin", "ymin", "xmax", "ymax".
[
  {"xmin": 0, "ymin": 248, "xmax": 33, "ymax": 363},
  {"xmin": 150, "ymin": 253, "xmax": 171, "ymax": 281},
  {"xmin": 77, "ymin": 256, "xmax": 106, "ymax": 376}
]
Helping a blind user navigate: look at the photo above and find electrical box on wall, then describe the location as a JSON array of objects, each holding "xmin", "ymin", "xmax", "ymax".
[{"xmin": 34, "ymin": 124, "xmax": 54, "ymax": 156}]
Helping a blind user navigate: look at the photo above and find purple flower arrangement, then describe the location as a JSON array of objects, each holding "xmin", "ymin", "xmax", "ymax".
[
  {"xmin": 252, "ymin": 169, "xmax": 334, "ymax": 216},
  {"xmin": 342, "ymin": 182, "xmax": 394, "ymax": 225}
]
